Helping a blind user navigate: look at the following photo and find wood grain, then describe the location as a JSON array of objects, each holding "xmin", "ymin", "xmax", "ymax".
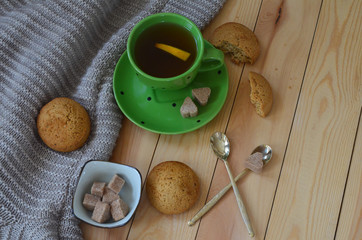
[
  {"xmin": 265, "ymin": 0, "xmax": 362, "ymax": 239},
  {"xmin": 198, "ymin": 1, "xmax": 320, "ymax": 239},
  {"xmin": 197, "ymin": 0, "xmax": 323, "ymax": 239},
  {"xmin": 335, "ymin": 112, "xmax": 362, "ymax": 240},
  {"xmin": 321, "ymin": 4, "xmax": 362, "ymax": 238}
]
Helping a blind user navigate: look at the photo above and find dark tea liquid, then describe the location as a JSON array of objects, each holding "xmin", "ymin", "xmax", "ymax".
[{"xmin": 134, "ymin": 22, "xmax": 197, "ymax": 78}]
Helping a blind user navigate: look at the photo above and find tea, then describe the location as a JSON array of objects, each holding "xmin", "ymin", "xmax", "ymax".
[{"xmin": 134, "ymin": 22, "xmax": 197, "ymax": 78}]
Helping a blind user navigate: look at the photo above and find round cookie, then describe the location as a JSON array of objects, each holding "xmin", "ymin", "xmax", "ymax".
[
  {"xmin": 37, "ymin": 97, "xmax": 91, "ymax": 152},
  {"xmin": 210, "ymin": 22, "xmax": 260, "ymax": 64},
  {"xmin": 146, "ymin": 161, "xmax": 200, "ymax": 215},
  {"xmin": 249, "ymin": 72, "xmax": 273, "ymax": 117}
]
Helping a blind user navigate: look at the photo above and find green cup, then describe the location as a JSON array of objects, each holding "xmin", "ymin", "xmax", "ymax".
[{"xmin": 127, "ymin": 13, "xmax": 224, "ymax": 90}]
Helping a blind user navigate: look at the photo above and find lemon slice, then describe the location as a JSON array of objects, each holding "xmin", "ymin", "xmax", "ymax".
[{"xmin": 155, "ymin": 43, "xmax": 191, "ymax": 61}]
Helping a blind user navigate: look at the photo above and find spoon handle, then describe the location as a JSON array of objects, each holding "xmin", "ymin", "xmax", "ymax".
[
  {"xmin": 224, "ymin": 161, "xmax": 255, "ymax": 237},
  {"xmin": 188, "ymin": 168, "xmax": 250, "ymax": 226}
]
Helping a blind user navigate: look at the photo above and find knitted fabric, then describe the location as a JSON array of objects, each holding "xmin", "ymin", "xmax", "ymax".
[{"xmin": 0, "ymin": 0, "xmax": 225, "ymax": 239}]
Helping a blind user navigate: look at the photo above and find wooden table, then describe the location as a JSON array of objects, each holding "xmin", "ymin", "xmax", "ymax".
[{"xmin": 81, "ymin": 0, "xmax": 361, "ymax": 239}]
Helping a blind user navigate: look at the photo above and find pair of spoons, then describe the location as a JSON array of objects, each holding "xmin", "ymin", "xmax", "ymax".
[{"xmin": 188, "ymin": 132, "xmax": 272, "ymax": 238}]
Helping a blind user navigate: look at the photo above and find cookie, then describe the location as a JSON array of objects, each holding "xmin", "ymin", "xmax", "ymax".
[
  {"xmin": 249, "ymin": 72, "xmax": 273, "ymax": 117},
  {"xmin": 37, "ymin": 97, "xmax": 91, "ymax": 152},
  {"xmin": 210, "ymin": 22, "xmax": 260, "ymax": 64},
  {"xmin": 146, "ymin": 161, "xmax": 200, "ymax": 215}
]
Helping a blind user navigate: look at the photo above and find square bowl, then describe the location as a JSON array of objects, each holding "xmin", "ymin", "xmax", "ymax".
[{"xmin": 73, "ymin": 160, "xmax": 142, "ymax": 228}]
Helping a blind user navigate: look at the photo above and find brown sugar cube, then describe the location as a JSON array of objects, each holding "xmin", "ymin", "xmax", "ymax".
[
  {"xmin": 82, "ymin": 193, "xmax": 101, "ymax": 211},
  {"xmin": 192, "ymin": 87, "xmax": 211, "ymax": 106},
  {"xmin": 180, "ymin": 97, "xmax": 198, "ymax": 118},
  {"xmin": 91, "ymin": 182, "xmax": 106, "ymax": 197},
  {"xmin": 244, "ymin": 152, "xmax": 264, "ymax": 174},
  {"xmin": 107, "ymin": 174, "xmax": 125, "ymax": 194},
  {"xmin": 102, "ymin": 187, "xmax": 120, "ymax": 204},
  {"xmin": 111, "ymin": 198, "xmax": 130, "ymax": 221},
  {"xmin": 91, "ymin": 201, "xmax": 111, "ymax": 223}
]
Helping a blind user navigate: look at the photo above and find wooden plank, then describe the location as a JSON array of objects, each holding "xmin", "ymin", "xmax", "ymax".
[
  {"xmin": 335, "ymin": 112, "xmax": 361, "ymax": 240},
  {"xmin": 196, "ymin": 0, "xmax": 324, "ymax": 239},
  {"xmin": 126, "ymin": 0, "xmax": 263, "ymax": 239},
  {"xmin": 80, "ymin": 118, "xmax": 160, "ymax": 240},
  {"xmin": 265, "ymin": 0, "xmax": 362, "ymax": 239}
]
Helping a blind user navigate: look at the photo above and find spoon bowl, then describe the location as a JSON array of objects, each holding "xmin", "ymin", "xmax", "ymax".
[
  {"xmin": 210, "ymin": 132, "xmax": 230, "ymax": 161},
  {"xmin": 251, "ymin": 144, "xmax": 272, "ymax": 165}
]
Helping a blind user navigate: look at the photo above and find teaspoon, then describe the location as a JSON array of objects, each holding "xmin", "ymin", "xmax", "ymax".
[
  {"xmin": 209, "ymin": 132, "xmax": 255, "ymax": 237},
  {"xmin": 188, "ymin": 144, "xmax": 272, "ymax": 227}
]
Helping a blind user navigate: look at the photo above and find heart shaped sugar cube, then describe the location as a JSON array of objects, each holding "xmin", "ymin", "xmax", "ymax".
[
  {"xmin": 180, "ymin": 97, "xmax": 198, "ymax": 118},
  {"xmin": 192, "ymin": 87, "xmax": 211, "ymax": 106}
]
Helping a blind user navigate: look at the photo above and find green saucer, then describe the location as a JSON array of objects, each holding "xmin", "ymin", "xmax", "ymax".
[{"xmin": 113, "ymin": 40, "xmax": 229, "ymax": 134}]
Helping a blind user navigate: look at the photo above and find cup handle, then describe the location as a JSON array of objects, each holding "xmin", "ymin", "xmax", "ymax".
[{"xmin": 199, "ymin": 41, "xmax": 224, "ymax": 72}]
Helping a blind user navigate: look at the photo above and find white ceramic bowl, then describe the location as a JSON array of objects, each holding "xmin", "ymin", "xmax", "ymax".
[{"xmin": 73, "ymin": 160, "xmax": 142, "ymax": 228}]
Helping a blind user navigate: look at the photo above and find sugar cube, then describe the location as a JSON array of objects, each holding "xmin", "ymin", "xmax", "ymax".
[
  {"xmin": 91, "ymin": 201, "xmax": 110, "ymax": 223},
  {"xmin": 111, "ymin": 198, "xmax": 129, "ymax": 221},
  {"xmin": 107, "ymin": 174, "xmax": 125, "ymax": 194},
  {"xmin": 91, "ymin": 182, "xmax": 106, "ymax": 197},
  {"xmin": 102, "ymin": 187, "xmax": 120, "ymax": 204},
  {"xmin": 83, "ymin": 193, "xmax": 101, "ymax": 211},
  {"xmin": 245, "ymin": 152, "xmax": 264, "ymax": 173}
]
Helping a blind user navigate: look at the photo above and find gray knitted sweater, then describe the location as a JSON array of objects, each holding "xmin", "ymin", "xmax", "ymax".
[{"xmin": 0, "ymin": 0, "xmax": 225, "ymax": 239}]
